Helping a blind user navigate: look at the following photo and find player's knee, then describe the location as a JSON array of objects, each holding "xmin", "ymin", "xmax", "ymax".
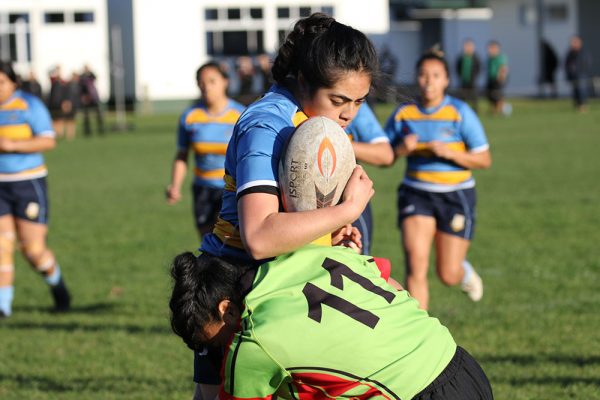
[
  {"xmin": 20, "ymin": 241, "xmax": 54, "ymax": 272},
  {"xmin": 437, "ymin": 264, "xmax": 463, "ymax": 286},
  {"xmin": 0, "ymin": 232, "xmax": 16, "ymax": 265}
]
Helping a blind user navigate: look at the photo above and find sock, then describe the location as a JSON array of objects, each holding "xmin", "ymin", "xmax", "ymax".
[
  {"xmin": 461, "ymin": 260, "xmax": 474, "ymax": 285},
  {"xmin": 45, "ymin": 264, "xmax": 62, "ymax": 286},
  {"xmin": 0, "ymin": 286, "xmax": 14, "ymax": 316}
]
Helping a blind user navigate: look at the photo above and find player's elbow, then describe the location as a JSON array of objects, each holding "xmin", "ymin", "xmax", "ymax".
[{"xmin": 241, "ymin": 236, "xmax": 273, "ymax": 260}]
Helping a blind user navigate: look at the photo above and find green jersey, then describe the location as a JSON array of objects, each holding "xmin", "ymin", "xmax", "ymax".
[{"xmin": 221, "ymin": 245, "xmax": 456, "ymax": 399}]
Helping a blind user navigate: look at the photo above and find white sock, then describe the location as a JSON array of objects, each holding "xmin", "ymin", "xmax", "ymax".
[
  {"xmin": 461, "ymin": 260, "xmax": 474, "ymax": 285},
  {"xmin": 45, "ymin": 264, "xmax": 62, "ymax": 286}
]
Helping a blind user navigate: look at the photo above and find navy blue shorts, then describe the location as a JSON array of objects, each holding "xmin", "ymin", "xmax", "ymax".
[
  {"xmin": 413, "ymin": 346, "xmax": 493, "ymax": 400},
  {"xmin": 192, "ymin": 185, "xmax": 223, "ymax": 231},
  {"xmin": 0, "ymin": 178, "xmax": 49, "ymax": 224},
  {"xmin": 352, "ymin": 202, "xmax": 373, "ymax": 256},
  {"xmin": 397, "ymin": 184, "xmax": 476, "ymax": 240}
]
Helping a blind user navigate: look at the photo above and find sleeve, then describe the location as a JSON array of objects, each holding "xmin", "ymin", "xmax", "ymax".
[
  {"xmin": 459, "ymin": 104, "xmax": 489, "ymax": 153},
  {"xmin": 176, "ymin": 112, "xmax": 190, "ymax": 151},
  {"xmin": 235, "ymin": 116, "xmax": 291, "ymax": 198},
  {"xmin": 383, "ymin": 107, "xmax": 403, "ymax": 148},
  {"xmin": 347, "ymin": 104, "xmax": 389, "ymax": 143},
  {"xmin": 27, "ymin": 97, "xmax": 55, "ymax": 138},
  {"xmin": 220, "ymin": 333, "xmax": 288, "ymax": 400}
]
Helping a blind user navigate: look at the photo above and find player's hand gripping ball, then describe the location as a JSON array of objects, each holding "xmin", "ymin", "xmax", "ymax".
[{"xmin": 279, "ymin": 116, "xmax": 356, "ymax": 212}]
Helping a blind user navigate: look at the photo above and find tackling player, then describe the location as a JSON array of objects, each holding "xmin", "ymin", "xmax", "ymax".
[{"xmin": 0, "ymin": 61, "xmax": 70, "ymax": 318}]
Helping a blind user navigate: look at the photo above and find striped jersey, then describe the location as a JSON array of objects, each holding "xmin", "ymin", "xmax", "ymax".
[
  {"xmin": 346, "ymin": 103, "xmax": 389, "ymax": 144},
  {"xmin": 201, "ymin": 85, "xmax": 309, "ymax": 260},
  {"xmin": 177, "ymin": 99, "xmax": 245, "ymax": 188},
  {"xmin": 0, "ymin": 90, "xmax": 55, "ymax": 182},
  {"xmin": 221, "ymin": 245, "xmax": 456, "ymax": 400},
  {"xmin": 384, "ymin": 95, "xmax": 489, "ymax": 193}
]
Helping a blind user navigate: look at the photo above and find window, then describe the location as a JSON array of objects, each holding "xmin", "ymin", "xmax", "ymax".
[
  {"xmin": 277, "ymin": 7, "xmax": 290, "ymax": 19},
  {"xmin": 299, "ymin": 7, "xmax": 312, "ymax": 17},
  {"xmin": 0, "ymin": 13, "xmax": 31, "ymax": 62},
  {"xmin": 250, "ymin": 8, "xmax": 263, "ymax": 19},
  {"xmin": 546, "ymin": 4, "xmax": 568, "ymax": 22},
  {"xmin": 44, "ymin": 12, "xmax": 65, "ymax": 24},
  {"xmin": 74, "ymin": 11, "xmax": 94, "ymax": 23},
  {"xmin": 205, "ymin": 8, "xmax": 218, "ymax": 20},
  {"xmin": 322, "ymin": 6, "xmax": 334, "ymax": 17},
  {"xmin": 227, "ymin": 8, "xmax": 241, "ymax": 20}
]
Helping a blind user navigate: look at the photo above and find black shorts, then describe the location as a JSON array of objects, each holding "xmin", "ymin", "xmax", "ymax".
[
  {"xmin": 193, "ymin": 345, "xmax": 224, "ymax": 385},
  {"xmin": 0, "ymin": 178, "xmax": 49, "ymax": 223},
  {"xmin": 486, "ymin": 80, "xmax": 504, "ymax": 103},
  {"xmin": 397, "ymin": 184, "xmax": 476, "ymax": 240},
  {"xmin": 352, "ymin": 202, "xmax": 373, "ymax": 256},
  {"xmin": 413, "ymin": 346, "xmax": 493, "ymax": 400},
  {"xmin": 192, "ymin": 185, "xmax": 223, "ymax": 231}
]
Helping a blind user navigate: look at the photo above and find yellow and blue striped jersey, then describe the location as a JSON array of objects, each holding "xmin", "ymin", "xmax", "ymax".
[
  {"xmin": 0, "ymin": 90, "xmax": 54, "ymax": 182},
  {"xmin": 385, "ymin": 95, "xmax": 489, "ymax": 192},
  {"xmin": 177, "ymin": 99, "xmax": 245, "ymax": 188}
]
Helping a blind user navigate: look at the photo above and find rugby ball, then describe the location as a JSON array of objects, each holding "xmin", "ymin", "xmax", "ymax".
[{"xmin": 279, "ymin": 116, "xmax": 356, "ymax": 212}]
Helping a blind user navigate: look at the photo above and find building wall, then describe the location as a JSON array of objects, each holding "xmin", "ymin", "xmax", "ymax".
[
  {"xmin": 0, "ymin": 0, "xmax": 109, "ymax": 99},
  {"xmin": 130, "ymin": 0, "xmax": 388, "ymax": 100}
]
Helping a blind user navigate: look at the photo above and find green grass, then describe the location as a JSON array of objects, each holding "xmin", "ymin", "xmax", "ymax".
[{"xmin": 1, "ymin": 99, "xmax": 599, "ymax": 399}]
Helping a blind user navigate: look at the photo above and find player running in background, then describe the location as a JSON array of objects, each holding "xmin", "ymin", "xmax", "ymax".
[
  {"xmin": 193, "ymin": 13, "xmax": 377, "ymax": 399},
  {"xmin": 166, "ymin": 62, "xmax": 245, "ymax": 238},
  {"xmin": 169, "ymin": 245, "xmax": 494, "ymax": 399},
  {"xmin": 385, "ymin": 50, "xmax": 492, "ymax": 310},
  {"xmin": 346, "ymin": 103, "xmax": 393, "ymax": 255},
  {"xmin": 0, "ymin": 61, "xmax": 70, "ymax": 318}
]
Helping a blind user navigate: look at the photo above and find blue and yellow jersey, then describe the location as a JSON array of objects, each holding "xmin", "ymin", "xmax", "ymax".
[
  {"xmin": 0, "ymin": 90, "xmax": 54, "ymax": 182},
  {"xmin": 346, "ymin": 102, "xmax": 389, "ymax": 144},
  {"xmin": 385, "ymin": 95, "xmax": 489, "ymax": 192},
  {"xmin": 201, "ymin": 85, "xmax": 309, "ymax": 260},
  {"xmin": 177, "ymin": 99, "xmax": 245, "ymax": 188}
]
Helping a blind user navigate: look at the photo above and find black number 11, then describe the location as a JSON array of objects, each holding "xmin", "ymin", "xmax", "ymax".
[{"xmin": 302, "ymin": 257, "xmax": 395, "ymax": 329}]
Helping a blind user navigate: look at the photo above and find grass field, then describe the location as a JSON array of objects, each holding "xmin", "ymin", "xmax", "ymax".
[{"xmin": 0, "ymin": 99, "xmax": 599, "ymax": 399}]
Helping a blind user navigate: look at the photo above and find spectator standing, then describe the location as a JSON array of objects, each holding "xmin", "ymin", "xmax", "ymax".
[
  {"xmin": 63, "ymin": 72, "xmax": 81, "ymax": 141},
  {"xmin": 539, "ymin": 40, "xmax": 559, "ymax": 98},
  {"xmin": 485, "ymin": 41, "xmax": 509, "ymax": 116},
  {"xmin": 79, "ymin": 65, "xmax": 104, "ymax": 136},
  {"xmin": 21, "ymin": 71, "xmax": 43, "ymax": 99},
  {"xmin": 565, "ymin": 35, "xmax": 591, "ymax": 112},
  {"xmin": 47, "ymin": 66, "xmax": 68, "ymax": 138},
  {"xmin": 456, "ymin": 39, "xmax": 481, "ymax": 112}
]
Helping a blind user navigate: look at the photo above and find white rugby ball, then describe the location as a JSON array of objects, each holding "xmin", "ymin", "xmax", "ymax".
[{"xmin": 279, "ymin": 116, "xmax": 356, "ymax": 212}]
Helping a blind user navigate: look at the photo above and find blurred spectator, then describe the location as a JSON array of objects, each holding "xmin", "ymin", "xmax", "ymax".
[
  {"xmin": 485, "ymin": 41, "xmax": 509, "ymax": 116},
  {"xmin": 456, "ymin": 39, "xmax": 481, "ymax": 112},
  {"xmin": 378, "ymin": 45, "xmax": 399, "ymax": 103},
  {"xmin": 236, "ymin": 56, "xmax": 255, "ymax": 105},
  {"xmin": 565, "ymin": 35, "xmax": 591, "ymax": 113},
  {"xmin": 20, "ymin": 71, "xmax": 43, "ymax": 99},
  {"xmin": 539, "ymin": 40, "xmax": 558, "ymax": 98},
  {"xmin": 62, "ymin": 72, "xmax": 81, "ymax": 140},
  {"xmin": 256, "ymin": 54, "xmax": 273, "ymax": 93},
  {"xmin": 47, "ymin": 66, "xmax": 69, "ymax": 138},
  {"xmin": 79, "ymin": 64, "xmax": 105, "ymax": 136}
]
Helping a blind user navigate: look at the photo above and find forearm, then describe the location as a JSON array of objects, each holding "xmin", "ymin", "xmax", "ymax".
[
  {"xmin": 7, "ymin": 137, "xmax": 55, "ymax": 153},
  {"xmin": 447, "ymin": 150, "xmax": 492, "ymax": 170},
  {"xmin": 240, "ymin": 201, "xmax": 357, "ymax": 260},
  {"xmin": 352, "ymin": 141, "xmax": 394, "ymax": 166},
  {"xmin": 170, "ymin": 159, "xmax": 188, "ymax": 189}
]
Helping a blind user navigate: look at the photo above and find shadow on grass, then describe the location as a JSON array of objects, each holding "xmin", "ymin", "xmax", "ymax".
[
  {"xmin": 0, "ymin": 373, "xmax": 174, "ymax": 394},
  {"xmin": 480, "ymin": 353, "xmax": 600, "ymax": 367},
  {"xmin": 14, "ymin": 302, "xmax": 118, "ymax": 314},
  {"xmin": 2, "ymin": 320, "xmax": 170, "ymax": 335}
]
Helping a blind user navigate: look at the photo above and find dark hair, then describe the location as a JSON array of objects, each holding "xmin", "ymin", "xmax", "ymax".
[
  {"xmin": 0, "ymin": 60, "xmax": 18, "ymax": 84},
  {"xmin": 415, "ymin": 49, "xmax": 450, "ymax": 77},
  {"xmin": 272, "ymin": 13, "xmax": 379, "ymax": 95},
  {"xmin": 196, "ymin": 61, "xmax": 229, "ymax": 82},
  {"xmin": 169, "ymin": 252, "xmax": 250, "ymax": 351}
]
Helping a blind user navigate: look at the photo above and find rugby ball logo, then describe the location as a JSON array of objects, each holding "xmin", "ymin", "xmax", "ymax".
[{"xmin": 279, "ymin": 117, "xmax": 356, "ymax": 212}]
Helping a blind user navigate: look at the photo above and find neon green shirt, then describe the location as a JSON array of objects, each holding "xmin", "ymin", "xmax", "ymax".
[{"xmin": 221, "ymin": 245, "xmax": 456, "ymax": 399}]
